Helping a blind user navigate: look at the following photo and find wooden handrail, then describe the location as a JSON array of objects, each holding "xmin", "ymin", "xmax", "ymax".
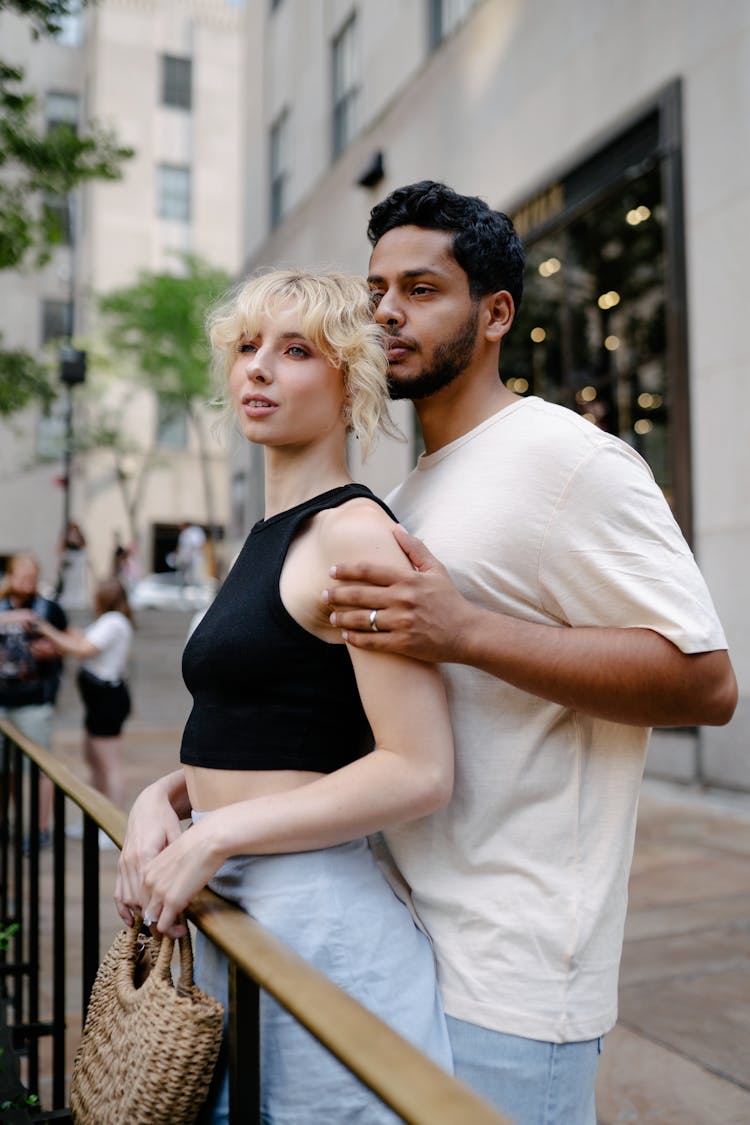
[
  {"xmin": 0, "ymin": 719, "xmax": 128, "ymax": 846},
  {"xmin": 1, "ymin": 718, "xmax": 513, "ymax": 1124}
]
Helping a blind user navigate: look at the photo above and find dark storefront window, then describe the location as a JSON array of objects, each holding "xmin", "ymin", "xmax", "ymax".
[{"xmin": 503, "ymin": 85, "xmax": 690, "ymax": 537}]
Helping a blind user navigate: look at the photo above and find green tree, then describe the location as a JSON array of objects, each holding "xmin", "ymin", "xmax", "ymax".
[
  {"xmin": 0, "ymin": 335, "xmax": 55, "ymax": 413},
  {"xmin": 0, "ymin": 0, "xmax": 134, "ymax": 415},
  {"xmin": 99, "ymin": 254, "xmax": 232, "ymax": 564}
]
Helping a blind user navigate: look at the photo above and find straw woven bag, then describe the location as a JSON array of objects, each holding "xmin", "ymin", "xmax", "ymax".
[{"xmin": 70, "ymin": 922, "xmax": 224, "ymax": 1125}]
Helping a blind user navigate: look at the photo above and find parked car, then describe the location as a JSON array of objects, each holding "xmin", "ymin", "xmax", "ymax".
[{"xmin": 129, "ymin": 571, "xmax": 217, "ymax": 612}]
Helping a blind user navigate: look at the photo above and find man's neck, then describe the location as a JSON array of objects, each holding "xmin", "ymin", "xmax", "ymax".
[{"xmin": 414, "ymin": 375, "xmax": 519, "ymax": 455}]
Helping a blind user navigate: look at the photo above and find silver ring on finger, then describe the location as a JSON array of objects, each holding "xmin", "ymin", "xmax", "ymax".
[{"xmin": 369, "ymin": 608, "xmax": 379, "ymax": 633}]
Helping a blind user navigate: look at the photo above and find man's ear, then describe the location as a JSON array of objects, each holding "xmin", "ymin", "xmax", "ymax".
[{"xmin": 483, "ymin": 290, "xmax": 515, "ymax": 343}]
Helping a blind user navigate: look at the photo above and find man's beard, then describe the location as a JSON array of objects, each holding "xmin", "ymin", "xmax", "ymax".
[{"xmin": 387, "ymin": 304, "xmax": 480, "ymax": 401}]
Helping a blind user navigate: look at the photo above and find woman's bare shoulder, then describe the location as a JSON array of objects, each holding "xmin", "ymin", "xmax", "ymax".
[{"xmin": 315, "ymin": 497, "xmax": 409, "ymax": 572}]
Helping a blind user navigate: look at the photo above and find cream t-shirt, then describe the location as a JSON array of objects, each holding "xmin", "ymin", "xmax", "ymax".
[{"xmin": 383, "ymin": 397, "xmax": 726, "ymax": 1042}]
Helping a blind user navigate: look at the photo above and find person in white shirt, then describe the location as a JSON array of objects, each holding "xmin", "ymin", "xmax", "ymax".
[
  {"xmin": 34, "ymin": 577, "xmax": 133, "ymax": 808},
  {"xmin": 175, "ymin": 523, "xmax": 206, "ymax": 585},
  {"xmin": 322, "ymin": 181, "xmax": 738, "ymax": 1125}
]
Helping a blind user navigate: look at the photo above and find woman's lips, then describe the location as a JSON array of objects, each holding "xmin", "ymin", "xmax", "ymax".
[{"xmin": 242, "ymin": 395, "xmax": 278, "ymax": 416}]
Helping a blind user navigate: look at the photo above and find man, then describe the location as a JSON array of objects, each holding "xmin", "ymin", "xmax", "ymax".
[
  {"xmin": 0, "ymin": 553, "xmax": 68, "ymax": 847},
  {"xmin": 324, "ymin": 181, "xmax": 737, "ymax": 1124}
]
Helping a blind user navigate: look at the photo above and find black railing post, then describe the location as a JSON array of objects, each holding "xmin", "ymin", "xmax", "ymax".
[
  {"xmin": 81, "ymin": 815, "xmax": 100, "ymax": 1017},
  {"xmin": 228, "ymin": 962, "xmax": 261, "ymax": 1124},
  {"xmin": 52, "ymin": 787, "xmax": 67, "ymax": 1106},
  {"xmin": 1, "ymin": 733, "xmax": 9, "ymax": 911},
  {"xmin": 11, "ymin": 742, "xmax": 25, "ymax": 1025},
  {"xmin": 0, "ymin": 733, "xmax": 9, "ymax": 987},
  {"xmin": 0, "ymin": 732, "xmax": 11, "ymax": 1025},
  {"xmin": 28, "ymin": 758, "xmax": 41, "ymax": 1095}
]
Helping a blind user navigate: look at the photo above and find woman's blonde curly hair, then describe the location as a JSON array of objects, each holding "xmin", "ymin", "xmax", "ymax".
[{"xmin": 207, "ymin": 269, "xmax": 400, "ymax": 458}]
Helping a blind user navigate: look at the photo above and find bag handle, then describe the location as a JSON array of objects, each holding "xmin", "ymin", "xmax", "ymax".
[
  {"xmin": 140, "ymin": 917, "xmax": 196, "ymax": 996},
  {"xmin": 118, "ymin": 917, "xmax": 195, "ymax": 998}
]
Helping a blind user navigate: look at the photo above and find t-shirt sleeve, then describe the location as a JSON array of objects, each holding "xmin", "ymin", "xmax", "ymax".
[
  {"xmin": 85, "ymin": 614, "xmax": 125, "ymax": 652},
  {"xmin": 538, "ymin": 442, "xmax": 727, "ymax": 654}
]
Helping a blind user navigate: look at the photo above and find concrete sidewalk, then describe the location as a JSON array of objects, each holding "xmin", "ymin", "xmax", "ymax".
[{"xmin": 42, "ymin": 609, "xmax": 750, "ymax": 1123}]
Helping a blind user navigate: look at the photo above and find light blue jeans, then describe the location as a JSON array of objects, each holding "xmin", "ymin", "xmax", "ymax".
[
  {"xmin": 0, "ymin": 702, "xmax": 54, "ymax": 772},
  {"xmin": 191, "ymin": 823, "xmax": 452, "ymax": 1124},
  {"xmin": 447, "ymin": 1015, "xmax": 602, "ymax": 1125}
]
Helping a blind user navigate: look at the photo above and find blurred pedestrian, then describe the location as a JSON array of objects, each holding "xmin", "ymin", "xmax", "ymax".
[
  {"xmin": 33, "ymin": 578, "xmax": 133, "ymax": 811},
  {"xmin": 57, "ymin": 519, "xmax": 89, "ymax": 609},
  {"xmin": 112, "ymin": 532, "xmax": 129, "ymax": 579},
  {"xmin": 174, "ymin": 522, "xmax": 206, "ymax": 586},
  {"xmin": 0, "ymin": 553, "xmax": 68, "ymax": 847}
]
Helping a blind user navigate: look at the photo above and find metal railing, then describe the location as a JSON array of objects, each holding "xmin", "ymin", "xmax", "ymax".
[{"xmin": 0, "ymin": 719, "xmax": 511, "ymax": 1124}]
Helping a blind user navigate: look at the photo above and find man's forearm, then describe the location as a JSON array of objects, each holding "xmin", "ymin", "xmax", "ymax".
[{"xmin": 457, "ymin": 604, "xmax": 737, "ymax": 727}]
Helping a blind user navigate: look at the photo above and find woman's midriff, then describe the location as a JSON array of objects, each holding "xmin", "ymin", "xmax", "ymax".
[{"xmin": 184, "ymin": 764, "xmax": 326, "ymax": 812}]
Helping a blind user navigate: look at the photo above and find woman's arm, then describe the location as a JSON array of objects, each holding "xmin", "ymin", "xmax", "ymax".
[
  {"xmin": 32, "ymin": 617, "xmax": 100, "ymax": 660},
  {"xmin": 114, "ymin": 769, "xmax": 191, "ymax": 927},
  {"xmin": 137, "ymin": 503, "xmax": 455, "ymax": 935}
]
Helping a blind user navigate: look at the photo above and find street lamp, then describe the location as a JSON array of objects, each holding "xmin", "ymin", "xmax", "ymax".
[{"xmin": 56, "ymin": 345, "xmax": 86, "ymax": 596}]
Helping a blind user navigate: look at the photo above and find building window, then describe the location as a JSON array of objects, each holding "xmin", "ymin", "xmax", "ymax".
[
  {"xmin": 45, "ymin": 91, "xmax": 79, "ymax": 133},
  {"xmin": 332, "ymin": 14, "xmax": 359, "ymax": 158},
  {"xmin": 43, "ymin": 194, "xmax": 73, "ymax": 246},
  {"xmin": 503, "ymin": 88, "xmax": 691, "ymax": 538},
  {"xmin": 53, "ymin": 0, "xmax": 84, "ymax": 48},
  {"xmin": 429, "ymin": 0, "xmax": 480, "ymax": 48},
  {"xmin": 36, "ymin": 401, "xmax": 66, "ymax": 461},
  {"xmin": 157, "ymin": 164, "xmax": 191, "ymax": 221},
  {"xmin": 41, "ymin": 299, "xmax": 73, "ymax": 345},
  {"xmin": 156, "ymin": 400, "xmax": 188, "ymax": 450},
  {"xmin": 162, "ymin": 55, "xmax": 192, "ymax": 111},
  {"xmin": 269, "ymin": 109, "xmax": 289, "ymax": 229}
]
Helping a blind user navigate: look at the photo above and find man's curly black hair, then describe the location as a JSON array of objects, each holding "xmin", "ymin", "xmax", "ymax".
[{"xmin": 368, "ymin": 180, "xmax": 525, "ymax": 312}]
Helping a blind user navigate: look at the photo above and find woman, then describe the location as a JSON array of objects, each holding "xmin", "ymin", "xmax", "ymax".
[
  {"xmin": 114, "ymin": 270, "xmax": 454, "ymax": 1122},
  {"xmin": 34, "ymin": 577, "xmax": 133, "ymax": 809}
]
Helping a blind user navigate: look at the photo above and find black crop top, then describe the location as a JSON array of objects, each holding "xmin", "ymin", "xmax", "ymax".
[{"xmin": 180, "ymin": 484, "xmax": 396, "ymax": 773}]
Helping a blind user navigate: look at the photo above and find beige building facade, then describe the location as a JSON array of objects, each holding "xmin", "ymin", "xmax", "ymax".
[
  {"xmin": 0, "ymin": 0, "xmax": 247, "ymax": 593},
  {"xmin": 239, "ymin": 0, "xmax": 749, "ymax": 789}
]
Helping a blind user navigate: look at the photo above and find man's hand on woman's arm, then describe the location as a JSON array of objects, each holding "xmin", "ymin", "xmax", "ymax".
[{"xmin": 324, "ymin": 524, "xmax": 737, "ymax": 729}]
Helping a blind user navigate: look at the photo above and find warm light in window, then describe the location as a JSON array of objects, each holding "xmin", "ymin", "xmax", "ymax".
[
  {"xmin": 538, "ymin": 257, "xmax": 561, "ymax": 277},
  {"xmin": 530, "ymin": 327, "xmax": 547, "ymax": 343},
  {"xmin": 513, "ymin": 377, "xmax": 529, "ymax": 393},
  {"xmin": 626, "ymin": 205, "xmax": 652, "ymax": 226},
  {"xmin": 637, "ymin": 392, "xmax": 662, "ymax": 409},
  {"xmin": 576, "ymin": 385, "xmax": 597, "ymax": 403},
  {"xmin": 634, "ymin": 419, "xmax": 653, "ymax": 435},
  {"xmin": 604, "ymin": 335, "xmax": 620, "ymax": 351},
  {"xmin": 598, "ymin": 290, "xmax": 621, "ymax": 310}
]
